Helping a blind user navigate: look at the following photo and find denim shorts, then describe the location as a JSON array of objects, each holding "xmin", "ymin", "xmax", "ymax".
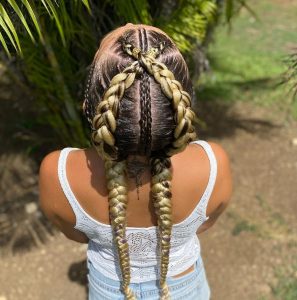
[{"xmin": 87, "ymin": 256, "xmax": 211, "ymax": 300}]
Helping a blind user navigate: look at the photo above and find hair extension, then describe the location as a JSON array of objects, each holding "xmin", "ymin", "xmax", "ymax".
[
  {"xmin": 91, "ymin": 59, "xmax": 141, "ymax": 299},
  {"xmin": 150, "ymin": 156, "xmax": 172, "ymax": 299},
  {"xmin": 92, "ymin": 61, "xmax": 140, "ymax": 160},
  {"xmin": 104, "ymin": 160, "xmax": 135, "ymax": 299}
]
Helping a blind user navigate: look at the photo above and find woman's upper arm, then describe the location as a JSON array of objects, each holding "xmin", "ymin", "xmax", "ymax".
[
  {"xmin": 197, "ymin": 142, "xmax": 233, "ymax": 234},
  {"xmin": 39, "ymin": 151, "xmax": 89, "ymax": 243},
  {"xmin": 39, "ymin": 151, "xmax": 61, "ymax": 222},
  {"xmin": 210, "ymin": 141, "xmax": 233, "ymax": 206}
]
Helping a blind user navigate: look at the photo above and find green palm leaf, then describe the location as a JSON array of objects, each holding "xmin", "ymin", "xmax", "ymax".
[
  {"xmin": 40, "ymin": 0, "xmax": 66, "ymax": 46},
  {"xmin": 160, "ymin": 0, "xmax": 218, "ymax": 52},
  {"xmin": 21, "ymin": 0, "xmax": 44, "ymax": 43},
  {"xmin": 0, "ymin": 14, "xmax": 18, "ymax": 53},
  {"xmin": 0, "ymin": 3, "xmax": 22, "ymax": 55},
  {"xmin": 0, "ymin": 31, "xmax": 11, "ymax": 57},
  {"xmin": 7, "ymin": 0, "xmax": 35, "ymax": 42},
  {"xmin": 81, "ymin": 0, "xmax": 91, "ymax": 13}
]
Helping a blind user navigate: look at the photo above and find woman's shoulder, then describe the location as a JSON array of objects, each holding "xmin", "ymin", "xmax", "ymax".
[
  {"xmin": 38, "ymin": 147, "xmax": 91, "ymax": 243},
  {"xmin": 38, "ymin": 147, "xmax": 98, "ymax": 211},
  {"xmin": 189, "ymin": 140, "xmax": 230, "ymax": 163},
  {"xmin": 200, "ymin": 141, "xmax": 233, "ymax": 222},
  {"xmin": 39, "ymin": 147, "xmax": 102, "ymax": 173},
  {"xmin": 175, "ymin": 140, "xmax": 231, "ymax": 174},
  {"xmin": 185, "ymin": 140, "xmax": 232, "ymax": 216},
  {"xmin": 188, "ymin": 140, "xmax": 232, "ymax": 188},
  {"xmin": 173, "ymin": 139, "xmax": 232, "ymax": 193},
  {"xmin": 38, "ymin": 148, "xmax": 97, "ymax": 208}
]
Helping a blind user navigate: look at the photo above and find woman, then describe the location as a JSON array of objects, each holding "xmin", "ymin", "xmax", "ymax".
[{"xmin": 39, "ymin": 24, "xmax": 232, "ymax": 300}]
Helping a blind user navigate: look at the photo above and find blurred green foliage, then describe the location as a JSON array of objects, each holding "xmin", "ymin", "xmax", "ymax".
[
  {"xmin": 0, "ymin": 0, "xmax": 249, "ymax": 147},
  {"xmin": 198, "ymin": 0, "xmax": 297, "ymax": 118}
]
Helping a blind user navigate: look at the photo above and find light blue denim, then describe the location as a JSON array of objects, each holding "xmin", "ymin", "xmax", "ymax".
[{"xmin": 87, "ymin": 256, "xmax": 211, "ymax": 300}]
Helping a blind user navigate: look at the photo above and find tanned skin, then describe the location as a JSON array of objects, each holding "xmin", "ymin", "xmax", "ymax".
[{"xmin": 39, "ymin": 141, "xmax": 232, "ymax": 278}]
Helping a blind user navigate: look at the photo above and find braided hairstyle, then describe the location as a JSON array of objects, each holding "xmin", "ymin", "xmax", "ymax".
[{"xmin": 83, "ymin": 24, "xmax": 197, "ymax": 300}]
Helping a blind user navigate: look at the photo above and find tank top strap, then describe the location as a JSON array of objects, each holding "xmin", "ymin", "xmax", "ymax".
[
  {"xmin": 190, "ymin": 140, "xmax": 218, "ymax": 215},
  {"xmin": 57, "ymin": 147, "xmax": 83, "ymax": 229}
]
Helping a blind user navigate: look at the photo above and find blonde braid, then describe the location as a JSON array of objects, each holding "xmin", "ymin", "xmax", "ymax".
[
  {"xmin": 139, "ymin": 49, "xmax": 197, "ymax": 155},
  {"xmin": 145, "ymin": 52, "xmax": 196, "ymax": 299},
  {"xmin": 150, "ymin": 157, "xmax": 173, "ymax": 300},
  {"xmin": 104, "ymin": 160, "xmax": 136, "ymax": 300},
  {"xmin": 92, "ymin": 61, "xmax": 140, "ymax": 160},
  {"xmin": 92, "ymin": 61, "xmax": 141, "ymax": 299},
  {"xmin": 122, "ymin": 43, "xmax": 197, "ymax": 299}
]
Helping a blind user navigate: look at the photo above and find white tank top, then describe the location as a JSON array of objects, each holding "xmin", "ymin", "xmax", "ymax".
[{"xmin": 57, "ymin": 140, "xmax": 217, "ymax": 283}]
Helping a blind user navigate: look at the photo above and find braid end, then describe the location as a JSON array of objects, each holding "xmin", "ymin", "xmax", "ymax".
[
  {"xmin": 160, "ymin": 282, "xmax": 170, "ymax": 300},
  {"xmin": 123, "ymin": 286, "xmax": 136, "ymax": 300}
]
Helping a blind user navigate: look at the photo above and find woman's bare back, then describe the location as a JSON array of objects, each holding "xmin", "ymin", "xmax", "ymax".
[{"xmin": 39, "ymin": 141, "xmax": 232, "ymax": 243}]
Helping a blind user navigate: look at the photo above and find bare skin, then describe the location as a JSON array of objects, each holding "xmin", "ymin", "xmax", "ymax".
[{"xmin": 39, "ymin": 141, "xmax": 232, "ymax": 279}]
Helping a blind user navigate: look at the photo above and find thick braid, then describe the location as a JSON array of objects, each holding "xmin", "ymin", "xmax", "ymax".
[
  {"xmin": 144, "ymin": 50, "xmax": 196, "ymax": 299},
  {"xmin": 91, "ymin": 61, "xmax": 142, "ymax": 299},
  {"xmin": 92, "ymin": 61, "xmax": 141, "ymax": 160},
  {"xmin": 104, "ymin": 160, "xmax": 136, "ymax": 300},
  {"xmin": 150, "ymin": 157, "xmax": 172, "ymax": 300},
  {"xmin": 140, "ymin": 51, "xmax": 196, "ymax": 156}
]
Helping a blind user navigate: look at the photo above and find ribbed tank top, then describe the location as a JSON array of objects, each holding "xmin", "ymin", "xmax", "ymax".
[{"xmin": 57, "ymin": 140, "xmax": 217, "ymax": 283}]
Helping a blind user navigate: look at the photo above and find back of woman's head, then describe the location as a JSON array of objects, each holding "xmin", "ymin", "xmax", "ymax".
[
  {"xmin": 83, "ymin": 24, "xmax": 196, "ymax": 160},
  {"xmin": 83, "ymin": 24, "xmax": 197, "ymax": 300}
]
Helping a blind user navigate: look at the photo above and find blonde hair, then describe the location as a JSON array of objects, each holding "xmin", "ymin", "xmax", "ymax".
[{"xmin": 84, "ymin": 25, "xmax": 196, "ymax": 300}]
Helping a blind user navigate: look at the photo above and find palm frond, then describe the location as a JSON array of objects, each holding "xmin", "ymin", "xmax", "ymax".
[
  {"xmin": 40, "ymin": 0, "xmax": 66, "ymax": 46},
  {"xmin": 0, "ymin": 13, "xmax": 18, "ymax": 53},
  {"xmin": 0, "ymin": 31, "xmax": 11, "ymax": 57},
  {"xmin": 0, "ymin": 3, "xmax": 22, "ymax": 55},
  {"xmin": 21, "ymin": 0, "xmax": 44, "ymax": 43},
  {"xmin": 160, "ymin": 0, "xmax": 218, "ymax": 52},
  {"xmin": 80, "ymin": 0, "xmax": 91, "ymax": 13},
  {"xmin": 200, "ymin": 0, "xmax": 217, "ymax": 22},
  {"xmin": 7, "ymin": 0, "xmax": 35, "ymax": 42}
]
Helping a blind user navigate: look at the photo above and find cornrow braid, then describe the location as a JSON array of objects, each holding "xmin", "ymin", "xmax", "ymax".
[
  {"xmin": 139, "ymin": 72, "xmax": 152, "ymax": 155},
  {"xmin": 83, "ymin": 65, "xmax": 96, "ymax": 128}
]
